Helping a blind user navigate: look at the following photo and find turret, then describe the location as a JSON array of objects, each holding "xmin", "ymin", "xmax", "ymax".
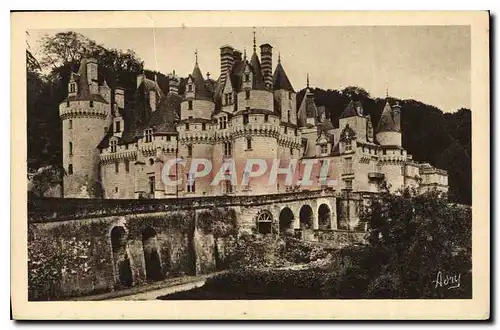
[
  {"xmin": 59, "ymin": 57, "xmax": 111, "ymax": 198},
  {"xmin": 273, "ymin": 54, "xmax": 296, "ymax": 125},
  {"xmin": 297, "ymin": 75, "xmax": 317, "ymax": 127},
  {"xmin": 376, "ymin": 100, "xmax": 402, "ymax": 147},
  {"xmin": 181, "ymin": 56, "xmax": 215, "ymax": 120}
]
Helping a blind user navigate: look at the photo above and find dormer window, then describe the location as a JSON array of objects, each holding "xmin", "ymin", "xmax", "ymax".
[
  {"xmin": 70, "ymin": 83, "xmax": 76, "ymax": 93},
  {"xmin": 284, "ymin": 127, "xmax": 288, "ymax": 134},
  {"xmin": 187, "ymin": 84, "xmax": 193, "ymax": 92},
  {"xmin": 110, "ymin": 140, "xmax": 117, "ymax": 153},
  {"xmin": 320, "ymin": 144, "xmax": 328, "ymax": 154},
  {"xmin": 115, "ymin": 121, "xmax": 121, "ymax": 133},
  {"xmin": 345, "ymin": 139, "xmax": 352, "ymax": 152},
  {"xmin": 202, "ymin": 123, "xmax": 206, "ymax": 131},
  {"xmin": 89, "ymin": 100, "xmax": 94, "ymax": 108},
  {"xmin": 188, "ymin": 100, "xmax": 193, "ymax": 110},
  {"xmin": 288, "ymin": 92, "xmax": 292, "ymax": 100},
  {"xmin": 144, "ymin": 129, "xmax": 153, "ymax": 143},
  {"xmin": 245, "ymin": 73, "xmax": 250, "ymax": 82},
  {"xmin": 264, "ymin": 114, "xmax": 269, "ymax": 122},
  {"xmin": 66, "ymin": 101, "xmax": 70, "ymax": 107}
]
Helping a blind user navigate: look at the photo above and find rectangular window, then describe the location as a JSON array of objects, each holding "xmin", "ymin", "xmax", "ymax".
[
  {"xmin": 125, "ymin": 160, "xmax": 130, "ymax": 173},
  {"xmin": 89, "ymin": 100, "xmax": 94, "ymax": 108},
  {"xmin": 245, "ymin": 73, "xmax": 250, "ymax": 82},
  {"xmin": 70, "ymin": 83, "xmax": 75, "ymax": 93},
  {"xmin": 284, "ymin": 127, "xmax": 288, "ymax": 134},
  {"xmin": 345, "ymin": 179, "xmax": 353, "ymax": 190},
  {"xmin": 125, "ymin": 144, "xmax": 129, "ymax": 150},
  {"xmin": 245, "ymin": 90, "xmax": 250, "ymax": 100},
  {"xmin": 246, "ymin": 137, "xmax": 252, "ymax": 150},
  {"xmin": 186, "ymin": 173, "xmax": 195, "ymax": 193},
  {"xmin": 149, "ymin": 176, "xmax": 155, "ymax": 195},
  {"xmin": 224, "ymin": 180, "xmax": 233, "ymax": 194},
  {"xmin": 345, "ymin": 140, "xmax": 352, "ymax": 152},
  {"xmin": 224, "ymin": 142, "xmax": 232, "ymax": 157},
  {"xmin": 264, "ymin": 114, "xmax": 269, "ymax": 122},
  {"xmin": 290, "ymin": 148, "xmax": 293, "ymax": 156},
  {"xmin": 66, "ymin": 101, "xmax": 70, "ymax": 107},
  {"xmin": 288, "ymin": 92, "xmax": 292, "ymax": 100},
  {"xmin": 243, "ymin": 114, "xmax": 249, "ymax": 125},
  {"xmin": 188, "ymin": 84, "xmax": 193, "ymax": 92},
  {"xmin": 115, "ymin": 121, "xmax": 121, "ymax": 133},
  {"xmin": 188, "ymin": 100, "xmax": 193, "ymax": 110},
  {"xmin": 202, "ymin": 123, "xmax": 206, "ymax": 131},
  {"xmin": 69, "ymin": 142, "xmax": 73, "ymax": 156},
  {"xmin": 185, "ymin": 123, "xmax": 190, "ymax": 131},
  {"xmin": 167, "ymin": 135, "xmax": 171, "ymax": 141},
  {"xmin": 110, "ymin": 140, "xmax": 117, "ymax": 153},
  {"xmin": 321, "ymin": 144, "xmax": 328, "ymax": 154},
  {"xmin": 145, "ymin": 129, "xmax": 153, "ymax": 143},
  {"xmin": 68, "ymin": 164, "xmax": 73, "ymax": 175},
  {"xmin": 287, "ymin": 110, "xmax": 291, "ymax": 122},
  {"xmin": 187, "ymin": 145, "xmax": 193, "ymax": 157},
  {"xmin": 344, "ymin": 157, "xmax": 353, "ymax": 174},
  {"xmin": 69, "ymin": 120, "xmax": 72, "ymax": 129},
  {"xmin": 115, "ymin": 161, "xmax": 119, "ymax": 174}
]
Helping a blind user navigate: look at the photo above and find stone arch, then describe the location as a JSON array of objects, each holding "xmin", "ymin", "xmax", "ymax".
[
  {"xmin": 318, "ymin": 204, "xmax": 331, "ymax": 230},
  {"xmin": 279, "ymin": 207, "xmax": 295, "ymax": 234},
  {"xmin": 142, "ymin": 226, "xmax": 163, "ymax": 282},
  {"xmin": 256, "ymin": 210, "xmax": 273, "ymax": 234},
  {"xmin": 299, "ymin": 204, "xmax": 314, "ymax": 229},
  {"xmin": 110, "ymin": 226, "xmax": 133, "ymax": 287}
]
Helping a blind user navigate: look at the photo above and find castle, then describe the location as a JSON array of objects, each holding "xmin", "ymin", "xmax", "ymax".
[{"xmin": 59, "ymin": 36, "xmax": 448, "ymax": 202}]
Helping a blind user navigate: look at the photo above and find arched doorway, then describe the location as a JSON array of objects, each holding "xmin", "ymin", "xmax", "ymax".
[
  {"xmin": 318, "ymin": 204, "xmax": 331, "ymax": 230},
  {"xmin": 279, "ymin": 207, "xmax": 295, "ymax": 234},
  {"xmin": 142, "ymin": 227, "xmax": 163, "ymax": 282},
  {"xmin": 256, "ymin": 210, "xmax": 273, "ymax": 234},
  {"xmin": 110, "ymin": 226, "xmax": 133, "ymax": 287},
  {"xmin": 299, "ymin": 205, "xmax": 314, "ymax": 241}
]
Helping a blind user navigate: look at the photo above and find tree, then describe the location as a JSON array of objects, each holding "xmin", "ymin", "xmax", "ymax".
[{"xmin": 360, "ymin": 188, "xmax": 472, "ymax": 298}]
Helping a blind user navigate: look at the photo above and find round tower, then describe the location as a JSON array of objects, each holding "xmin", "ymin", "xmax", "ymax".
[
  {"xmin": 59, "ymin": 58, "xmax": 111, "ymax": 198},
  {"xmin": 376, "ymin": 100, "xmax": 402, "ymax": 147}
]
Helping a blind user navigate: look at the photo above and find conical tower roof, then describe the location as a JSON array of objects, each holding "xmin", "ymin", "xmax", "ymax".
[
  {"xmin": 273, "ymin": 61, "xmax": 294, "ymax": 92},
  {"xmin": 190, "ymin": 63, "xmax": 213, "ymax": 101},
  {"xmin": 340, "ymin": 100, "xmax": 363, "ymax": 119},
  {"xmin": 249, "ymin": 52, "xmax": 266, "ymax": 90},
  {"xmin": 376, "ymin": 100, "xmax": 400, "ymax": 133}
]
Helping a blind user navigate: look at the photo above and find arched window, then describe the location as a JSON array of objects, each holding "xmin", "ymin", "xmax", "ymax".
[{"xmin": 256, "ymin": 210, "xmax": 273, "ymax": 234}]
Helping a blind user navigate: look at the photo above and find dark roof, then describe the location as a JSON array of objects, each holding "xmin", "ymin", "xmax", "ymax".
[
  {"xmin": 62, "ymin": 57, "xmax": 109, "ymax": 104},
  {"xmin": 190, "ymin": 63, "xmax": 213, "ymax": 101},
  {"xmin": 150, "ymin": 92, "xmax": 182, "ymax": 134},
  {"xmin": 340, "ymin": 100, "xmax": 363, "ymax": 119},
  {"xmin": 297, "ymin": 89, "xmax": 318, "ymax": 126},
  {"xmin": 273, "ymin": 62, "xmax": 294, "ymax": 92},
  {"xmin": 249, "ymin": 52, "xmax": 266, "ymax": 90},
  {"xmin": 376, "ymin": 101, "xmax": 400, "ymax": 133}
]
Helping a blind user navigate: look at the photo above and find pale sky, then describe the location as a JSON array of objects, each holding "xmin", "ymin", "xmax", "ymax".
[{"xmin": 28, "ymin": 26, "xmax": 470, "ymax": 112}]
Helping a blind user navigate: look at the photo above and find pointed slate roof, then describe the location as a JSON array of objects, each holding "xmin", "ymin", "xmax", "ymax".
[
  {"xmin": 273, "ymin": 61, "xmax": 294, "ymax": 92},
  {"xmin": 377, "ymin": 100, "xmax": 400, "ymax": 133},
  {"xmin": 63, "ymin": 57, "xmax": 108, "ymax": 103},
  {"xmin": 297, "ymin": 88, "xmax": 318, "ymax": 127},
  {"xmin": 249, "ymin": 52, "xmax": 266, "ymax": 90},
  {"xmin": 190, "ymin": 63, "xmax": 213, "ymax": 101},
  {"xmin": 149, "ymin": 92, "xmax": 182, "ymax": 134},
  {"xmin": 340, "ymin": 100, "xmax": 363, "ymax": 119}
]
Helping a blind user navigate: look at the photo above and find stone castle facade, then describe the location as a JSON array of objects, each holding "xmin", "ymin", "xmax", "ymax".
[{"xmin": 59, "ymin": 39, "xmax": 448, "ymax": 200}]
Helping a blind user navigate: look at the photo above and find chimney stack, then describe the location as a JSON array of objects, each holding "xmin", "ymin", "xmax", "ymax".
[
  {"xmin": 260, "ymin": 43, "xmax": 273, "ymax": 90},
  {"xmin": 220, "ymin": 45, "xmax": 234, "ymax": 86},
  {"xmin": 168, "ymin": 71, "xmax": 179, "ymax": 95},
  {"xmin": 114, "ymin": 87, "xmax": 125, "ymax": 109}
]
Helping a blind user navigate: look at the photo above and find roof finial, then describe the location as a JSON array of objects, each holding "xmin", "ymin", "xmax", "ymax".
[
  {"xmin": 306, "ymin": 73, "xmax": 310, "ymax": 89},
  {"xmin": 243, "ymin": 47, "xmax": 247, "ymax": 60},
  {"xmin": 195, "ymin": 49, "xmax": 198, "ymax": 65},
  {"xmin": 253, "ymin": 27, "xmax": 256, "ymax": 53},
  {"xmin": 278, "ymin": 52, "xmax": 281, "ymax": 63}
]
